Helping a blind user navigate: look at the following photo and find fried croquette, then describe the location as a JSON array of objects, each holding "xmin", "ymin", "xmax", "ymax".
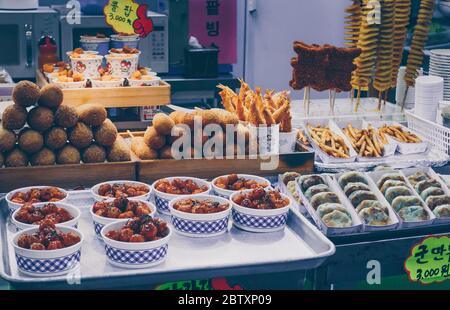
[
  {"xmin": 54, "ymin": 105, "xmax": 78, "ymax": 128},
  {"xmin": 169, "ymin": 111, "xmax": 186, "ymax": 124},
  {"xmin": 152, "ymin": 113, "xmax": 175, "ymax": 135},
  {"xmin": 82, "ymin": 144, "xmax": 106, "ymax": 163},
  {"xmin": 2, "ymin": 104, "xmax": 27, "ymax": 130},
  {"xmin": 77, "ymin": 104, "xmax": 107, "ymax": 126},
  {"xmin": 107, "ymin": 136, "xmax": 131, "ymax": 162},
  {"xmin": 57, "ymin": 145, "xmax": 81, "ymax": 165},
  {"xmin": 144, "ymin": 126, "xmax": 166, "ymax": 150},
  {"xmin": 93, "ymin": 119, "xmax": 117, "ymax": 146},
  {"xmin": 159, "ymin": 145, "xmax": 174, "ymax": 159},
  {"xmin": 195, "ymin": 109, "xmax": 220, "ymax": 128},
  {"xmin": 131, "ymin": 137, "xmax": 158, "ymax": 160},
  {"xmin": 44, "ymin": 127, "xmax": 68, "ymax": 150},
  {"xmin": 27, "ymin": 106, "xmax": 54, "ymax": 131},
  {"xmin": 38, "ymin": 84, "xmax": 64, "ymax": 108},
  {"xmin": 5, "ymin": 148, "xmax": 28, "ymax": 167},
  {"xmin": 18, "ymin": 129, "xmax": 44, "ymax": 154},
  {"xmin": 30, "ymin": 148, "xmax": 56, "ymax": 166},
  {"xmin": 68, "ymin": 122, "xmax": 93, "ymax": 149},
  {"xmin": 0, "ymin": 128, "xmax": 16, "ymax": 152},
  {"xmin": 12, "ymin": 81, "xmax": 40, "ymax": 107}
]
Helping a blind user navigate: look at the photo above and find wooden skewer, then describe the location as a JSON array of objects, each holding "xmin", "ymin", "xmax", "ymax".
[
  {"xmin": 329, "ymin": 89, "xmax": 333, "ymax": 114},
  {"xmin": 383, "ymin": 90, "xmax": 388, "ymax": 106},
  {"xmin": 303, "ymin": 88, "xmax": 308, "ymax": 116},
  {"xmin": 350, "ymin": 89, "xmax": 354, "ymax": 104},
  {"xmin": 126, "ymin": 130, "xmax": 135, "ymax": 139},
  {"xmin": 377, "ymin": 91, "xmax": 382, "ymax": 111},
  {"xmin": 401, "ymin": 86, "xmax": 409, "ymax": 112},
  {"xmin": 331, "ymin": 89, "xmax": 337, "ymax": 114},
  {"xmin": 355, "ymin": 86, "xmax": 361, "ymax": 112},
  {"xmin": 307, "ymin": 86, "xmax": 311, "ymax": 116}
]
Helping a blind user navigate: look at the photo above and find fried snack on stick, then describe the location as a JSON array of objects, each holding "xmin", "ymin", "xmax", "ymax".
[
  {"xmin": 265, "ymin": 90, "xmax": 278, "ymax": 112},
  {"xmin": 236, "ymin": 96, "xmax": 248, "ymax": 122}
]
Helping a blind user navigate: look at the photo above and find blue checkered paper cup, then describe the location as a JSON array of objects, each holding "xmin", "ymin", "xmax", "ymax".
[
  {"xmin": 230, "ymin": 189, "xmax": 291, "ymax": 233},
  {"xmin": 152, "ymin": 177, "xmax": 212, "ymax": 215},
  {"xmin": 169, "ymin": 195, "xmax": 231, "ymax": 238},
  {"xmin": 101, "ymin": 221, "xmax": 172, "ymax": 269},
  {"xmin": 12, "ymin": 226, "xmax": 84, "ymax": 278}
]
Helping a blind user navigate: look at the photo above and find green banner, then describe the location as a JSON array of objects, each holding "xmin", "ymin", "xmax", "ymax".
[{"xmin": 405, "ymin": 236, "xmax": 450, "ymax": 285}]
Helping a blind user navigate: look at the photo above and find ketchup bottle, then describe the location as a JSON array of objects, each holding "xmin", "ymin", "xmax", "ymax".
[{"xmin": 38, "ymin": 36, "xmax": 58, "ymax": 69}]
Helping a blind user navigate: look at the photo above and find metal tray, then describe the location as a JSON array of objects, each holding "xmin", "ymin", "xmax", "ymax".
[{"xmin": 0, "ymin": 190, "xmax": 335, "ymax": 289}]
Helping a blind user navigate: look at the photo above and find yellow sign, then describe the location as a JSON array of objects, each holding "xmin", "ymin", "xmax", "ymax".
[{"xmin": 104, "ymin": 0, "xmax": 153, "ymax": 37}]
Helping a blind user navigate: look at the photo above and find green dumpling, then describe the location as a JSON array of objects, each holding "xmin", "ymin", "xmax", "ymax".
[{"xmin": 398, "ymin": 206, "xmax": 430, "ymax": 222}]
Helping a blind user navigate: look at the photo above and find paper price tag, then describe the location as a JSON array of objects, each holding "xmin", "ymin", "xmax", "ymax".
[
  {"xmin": 104, "ymin": 0, "xmax": 153, "ymax": 38},
  {"xmin": 405, "ymin": 236, "xmax": 450, "ymax": 284}
]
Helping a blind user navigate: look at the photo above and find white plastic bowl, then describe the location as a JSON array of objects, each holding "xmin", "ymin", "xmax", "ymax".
[
  {"xmin": 211, "ymin": 174, "xmax": 271, "ymax": 199},
  {"xmin": 90, "ymin": 199, "xmax": 156, "ymax": 239},
  {"xmin": 91, "ymin": 180, "xmax": 152, "ymax": 202},
  {"xmin": 70, "ymin": 54, "xmax": 103, "ymax": 78},
  {"xmin": 6, "ymin": 186, "xmax": 69, "ymax": 215},
  {"xmin": 101, "ymin": 221, "xmax": 171, "ymax": 269},
  {"xmin": 12, "ymin": 202, "xmax": 81, "ymax": 231},
  {"xmin": 169, "ymin": 195, "xmax": 231, "ymax": 238},
  {"xmin": 230, "ymin": 189, "xmax": 291, "ymax": 233},
  {"xmin": 105, "ymin": 54, "xmax": 139, "ymax": 78},
  {"xmin": 12, "ymin": 226, "xmax": 84, "ymax": 277},
  {"xmin": 52, "ymin": 80, "xmax": 86, "ymax": 89},
  {"xmin": 152, "ymin": 177, "xmax": 212, "ymax": 215}
]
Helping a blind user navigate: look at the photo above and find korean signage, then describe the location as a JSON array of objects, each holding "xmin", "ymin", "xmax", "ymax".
[
  {"xmin": 104, "ymin": 0, "xmax": 153, "ymax": 38},
  {"xmin": 189, "ymin": 0, "xmax": 237, "ymax": 64},
  {"xmin": 405, "ymin": 236, "xmax": 450, "ymax": 284}
]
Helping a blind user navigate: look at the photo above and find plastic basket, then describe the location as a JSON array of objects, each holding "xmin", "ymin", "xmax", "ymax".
[{"xmin": 405, "ymin": 110, "xmax": 450, "ymax": 155}]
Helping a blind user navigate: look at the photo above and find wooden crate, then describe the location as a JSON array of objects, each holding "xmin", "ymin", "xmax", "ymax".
[
  {"xmin": 36, "ymin": 70, "xmax": 171, "ymax": 108},
  {"xmin": 0, "ymin": 161, "xmax": 136, "ymax": 193},
  {"xmin": 137, "ymin": 153, "xmax": 315, "ymax": 183}
]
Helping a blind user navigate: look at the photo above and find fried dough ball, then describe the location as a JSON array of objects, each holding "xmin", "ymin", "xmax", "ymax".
[
  {"xmin": 2, "ymin": 104, "xmax": 27, "ymax": 130},
  {"xmin": 76, "ymin": 104, "xmax": 107, "ymax": 126},
  {"xmin": 0, "ymin": 128, "xmax": 16, "ymax": 152},
  {"xmin": 57, "ymin": 145, "xmax": 81, "ymax": 165},
  {"xmin": 44, "ymin": 127, "xmax": 68, "ymax": 150},
  {"xmin": 54, "ymin": 105, "xmax": 78, "ymax": 128},
  {"xmin": 5, "ymin": 148, "xmax": 28, "ymax": 167},
  {"xmin": 144, "ymin": 126, "xmax": 166, "ymax": 150},
  {"xmin": 38, "ymin": 84, "xmax": 64, "ymax": 108},
  {"xmin": 68, "ymin": 122, "xmax": 93, "ymax": 149},
  {"xmin": 159, "ymin": 145, "xmax": 174, "ymax": 159},
  {"xmin": 12, "ymin": 81, "xmax": 40, "ymax": 107},
  {"xmin": 107, "ymin": 136, "xmax": 131, "ymax": 162},
  {"xmin": 18, "ymin": 129, "xmax": 44, "ymax": 154},
  {"xmin": 82, "ymin": 144, "xmax": 106, "ymax": 163},
  {"xmin": 131, "ymin": 137, "xmax": 158, "ymax": 160},
  {"xmin": 30, "ymin": 148, "xmax": 56, "ymax": 166},
  {"xmin": 93, "ymin": 119, "xmax": 118, "ymax": 147},
  {"xmin": 153, "ymin": 113, "xmax": 175, "ymax": 135},
  {"xmin": 27, "ymin": 107, "xmax": 54, "ymax": 132}
]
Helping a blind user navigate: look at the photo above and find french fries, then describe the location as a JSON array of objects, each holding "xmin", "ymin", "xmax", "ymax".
[
  {"xmin": 297, "ymin": 130, "xmax": 311, "ymax": 146},
  {"xmin": 308, "ymin": 125, "xmax": 350, "ymax": 158},
  {"xmin": 378, "ymin": 125, "xmax": 422, "ymax": 143},
  {"xmin": 217, "ymin": 80, "xmax": 293, "ymax": 132},
  {"xmin": 342, "ymin": 124, "xmax": 386, "ymax": 158}
]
